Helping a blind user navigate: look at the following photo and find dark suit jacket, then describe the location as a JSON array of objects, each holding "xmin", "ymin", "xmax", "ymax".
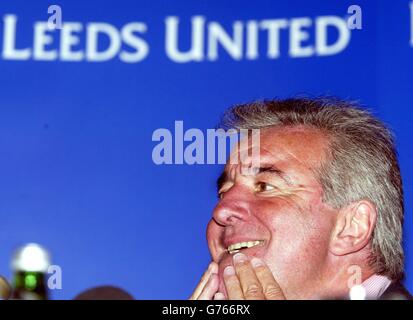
[{"xmin": 380, "ymin": 282, "xmax": 413, "ymax": 300}]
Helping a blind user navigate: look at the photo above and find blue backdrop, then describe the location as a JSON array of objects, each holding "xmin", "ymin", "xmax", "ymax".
[{"xmin": 0, "ymin": 0, "xmax": 411, "ymax": 299}]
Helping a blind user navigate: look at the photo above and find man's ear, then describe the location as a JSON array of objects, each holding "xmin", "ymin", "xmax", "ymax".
[{"xmin": 330, "ymin": 200, "xmax": 377, "ymax": 256}]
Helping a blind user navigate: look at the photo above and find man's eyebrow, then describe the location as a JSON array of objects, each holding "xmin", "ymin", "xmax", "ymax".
[
  {"xmin": 216, "ymin": 165, "xmax": 291, "ymax": 192},
  {"xmin": 256, "ymin": 166, "xmax": 292, "ymax": 184}
]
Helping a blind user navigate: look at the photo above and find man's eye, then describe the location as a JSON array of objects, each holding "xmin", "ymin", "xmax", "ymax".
[
  {"xmin": 255, "ymin": 182, "xmax": 276, "ymax": 193},
  {"xmin": 217, "ymin": 184, "xmax": 233, "ymax": 199}
]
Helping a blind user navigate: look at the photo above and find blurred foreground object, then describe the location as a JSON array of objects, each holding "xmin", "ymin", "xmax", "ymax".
[
  {"xmin": 0, "ymin": 275, "xmax": 11, "ymax": 300},
  {"xmin": 11, "ymin": 243, "xmax": 51, "ymax": 300},
  {"xmin": 74, "ymin": 286, "xmax": 134, "ymax": 300}
]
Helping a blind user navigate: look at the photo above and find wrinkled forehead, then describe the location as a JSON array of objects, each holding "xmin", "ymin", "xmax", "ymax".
[{"xmin": 225, "ymin": 126, "xmax": 330, "ymax": 175}]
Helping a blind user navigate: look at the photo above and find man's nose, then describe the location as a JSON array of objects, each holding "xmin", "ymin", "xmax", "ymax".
[{"xmin": 213, "ymin": 189, "xmax": 251, "ymax": 226}]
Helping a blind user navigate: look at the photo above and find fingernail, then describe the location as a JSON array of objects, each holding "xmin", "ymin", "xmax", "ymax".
[
  {"xmin": 224, "ymin": 265, "xmax": 235, "ymax": 276},
  {"xmin": 251, "ymin": 257, "xmax": 264, "ymax": 268},
  {"xmin": 214, "ymin": 292, "xmax": 226, "ymax": 300},
  {"xmin": 233, "ymin": 252, "xmax": 247, "ymax": 264}
]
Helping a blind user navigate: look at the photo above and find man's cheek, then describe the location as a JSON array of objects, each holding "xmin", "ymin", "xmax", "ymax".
[
  {"xmin": 267, "ymin": 219, "xmax": 329, "ymax": 281},
  {"xmin": 264, "ymin": 212, "xmax": 313, "ymax": 261}
]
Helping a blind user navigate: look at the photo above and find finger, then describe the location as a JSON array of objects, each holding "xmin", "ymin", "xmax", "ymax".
[
  {"xmin": 0, "ymin": 276, "xmax": 11, "ymax": 300},
  {"xmin": 250, "ymin": 257, "xmax": 285, "ymax": 300},
  {"xmin": 223, "ymin": 265, "xmax": 244, "ymax": 300},
  {"xmin": 189, "ymin": 262, "xmax": 218, "ymax": 300},
  {"xmin": 233, "ymin": 253, "xmax": 265, "ymax": 300},
  {"xmin": 214, "ymin": 292, "xmax": 226, "ymax": 300},
  {"xmin": 198, "ymin": 273, "xmax": 219, "ymax": 300}
]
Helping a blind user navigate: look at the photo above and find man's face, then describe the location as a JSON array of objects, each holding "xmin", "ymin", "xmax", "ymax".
[{"xmin": 206, "ymin": 126, "xmax": 339, "ymax": 298}]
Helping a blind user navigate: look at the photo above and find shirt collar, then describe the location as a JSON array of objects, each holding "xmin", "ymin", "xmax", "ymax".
[{"xmin": 361, "ymin": 274, "xmax": 392, "ymax": 300}]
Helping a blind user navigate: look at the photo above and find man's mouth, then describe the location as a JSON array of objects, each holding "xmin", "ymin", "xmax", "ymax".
[{"xmin": 227, "ymin": 240, "xmax": 264, "ymax": 254}]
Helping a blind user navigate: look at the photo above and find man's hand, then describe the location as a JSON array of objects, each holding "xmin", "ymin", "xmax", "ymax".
[
  {"xmin": 189, "ymin": 262, "xmax": 219, "ymax": 300},
  {"xmin": 0, "ymin": 275, "xmax": 11, "ymax": 300},
  {"xmin": 223, "ymin": 253, "xmax": 285, "ymax": 300},
  {"xmin": 190, "ymin": 253, "xmax": 285, "ymax": 300}
]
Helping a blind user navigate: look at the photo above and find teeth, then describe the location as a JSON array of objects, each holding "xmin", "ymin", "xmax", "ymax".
[{"xmin": 227, "ymin": 240, "xmax": 263, "ymax": 254}]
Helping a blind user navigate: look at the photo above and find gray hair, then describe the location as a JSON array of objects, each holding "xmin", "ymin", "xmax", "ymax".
[{"xmin": 219, "ymin": 97, "xmax": 404, "ymax": 280}]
